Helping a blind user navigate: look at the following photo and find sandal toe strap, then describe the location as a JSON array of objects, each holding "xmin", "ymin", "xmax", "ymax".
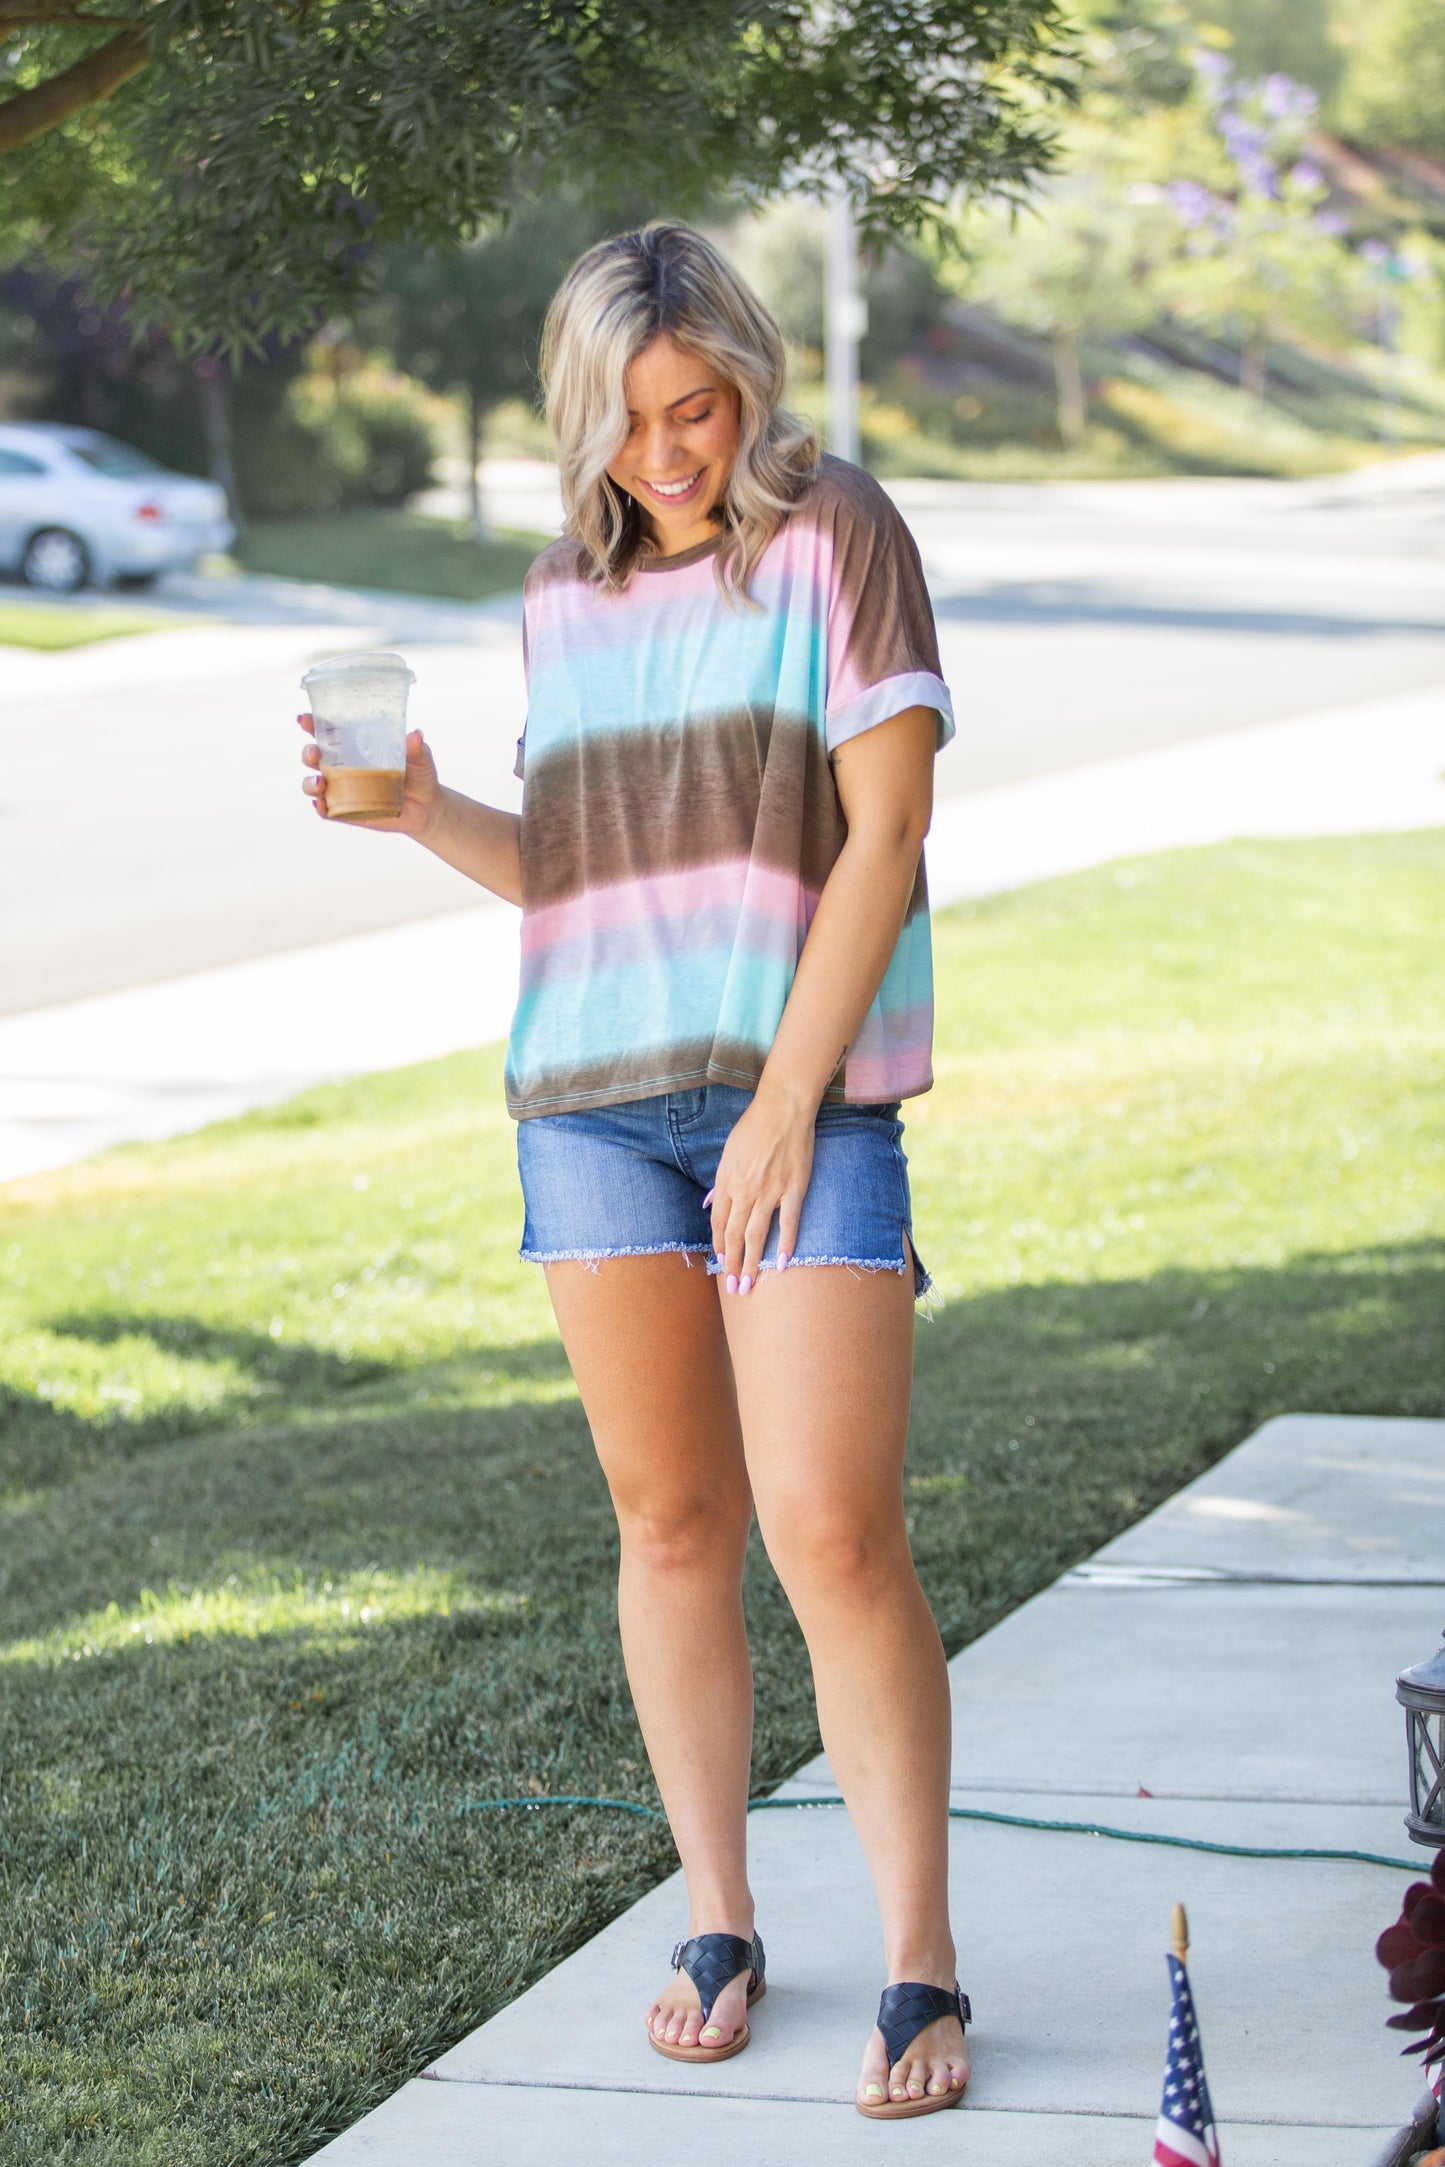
[
  {"xmin": 877, "ymin": 1981, "xmax": 971, "ymax": 2070},
  {"xmin": 670, "ymin": 1932, "xmax": 765, "ymax": 2025}
]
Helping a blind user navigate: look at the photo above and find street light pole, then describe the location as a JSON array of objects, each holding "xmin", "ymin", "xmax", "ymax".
[{"xmin": 825, "ymin": 190, "xmax": 866, "ymax": 464}]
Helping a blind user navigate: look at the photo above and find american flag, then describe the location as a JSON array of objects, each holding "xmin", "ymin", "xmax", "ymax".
[{"xmin": 1153, "ymin": 1952, "xmax": 1221, "ymax": 2167}]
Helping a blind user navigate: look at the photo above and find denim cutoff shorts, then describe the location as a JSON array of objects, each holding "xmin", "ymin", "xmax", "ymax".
[{"xmin": 516, "ymin": 1083, "xmax": 931, "ymax": 1300}]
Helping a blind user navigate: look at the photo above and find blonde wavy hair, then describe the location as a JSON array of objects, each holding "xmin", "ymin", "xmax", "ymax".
[{"xmin": 540, "ymin": 221, "xmax": 819, "ymax": 603}]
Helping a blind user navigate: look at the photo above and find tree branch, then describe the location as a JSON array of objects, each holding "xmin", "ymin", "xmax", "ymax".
[
  {"xmin": 0, "ymin": 13, "xmax": 134, "ymax": 25},
  {"xmin": 0, "ymin": 24, "xmax": 148, "ymax": 156},
  {"xmin": 0, "ymin": 0, "xmax": 107, "ymax": 23}
]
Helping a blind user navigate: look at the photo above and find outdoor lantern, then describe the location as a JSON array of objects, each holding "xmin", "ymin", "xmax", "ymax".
[{"xmin": 1396, "ymin": 1630, "xmax": 1445, "ymax": 1849}]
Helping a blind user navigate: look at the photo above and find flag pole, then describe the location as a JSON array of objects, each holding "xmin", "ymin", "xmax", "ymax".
[
  {"xmin": 1171, "ymin": 1903, "xmax": 1189, "ymax": 1964},
  {"xmin": 1156, "ymin": 1903, "xmax": 1220, "ymax": 2167}
]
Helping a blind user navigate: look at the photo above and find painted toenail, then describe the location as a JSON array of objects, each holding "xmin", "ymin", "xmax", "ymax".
[
  {"xmin": 701, "ymin": 2026, "xmax": 721, "ymax": 2040},
  {"xmin": 864, "ymin": 2083, "xmax": 885, "ymax": 2099}
]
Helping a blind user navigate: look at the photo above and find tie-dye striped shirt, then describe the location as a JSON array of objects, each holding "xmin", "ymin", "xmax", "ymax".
[{"xmin": 505, "ymin": 455, "xmax": 954, "ymax": 1120}]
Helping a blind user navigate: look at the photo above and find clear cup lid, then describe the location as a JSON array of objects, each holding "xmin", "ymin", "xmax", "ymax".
[{"xmin": 301, "ymin": 650, "xmax": 415, "ymax": 688}]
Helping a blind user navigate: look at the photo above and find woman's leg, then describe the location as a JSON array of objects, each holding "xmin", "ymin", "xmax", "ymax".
[
  {"xmin": 544, "ymin": 1252, "xmax": 759, "ymax": 2048},
  {"xmin": 721, "ymin": 1253, "xmax": 968, "ymax": 2107}
]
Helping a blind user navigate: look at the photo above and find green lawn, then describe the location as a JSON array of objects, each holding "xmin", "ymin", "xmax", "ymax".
[
  {"xmin": 1, "ymin": 833, "xmax": 1441, "ymax": 2164},
  {"xmin": 0, "ymin": 601, "xmax": 185, "ymax": 650},
  {"xmin": 236, "ymin": 513, "xmax": 549, "ymax": 601},
  {"xmin": 838, "ymin": 340, "xmax": 1445, "ymax": 482}
]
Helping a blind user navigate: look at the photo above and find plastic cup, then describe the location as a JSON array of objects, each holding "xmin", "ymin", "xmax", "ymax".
[{"xmin": 301, "ymin": 650, "xmax": 416, "ymax": 822}]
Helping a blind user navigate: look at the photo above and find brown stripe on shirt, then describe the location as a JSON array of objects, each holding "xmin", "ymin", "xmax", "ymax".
[
  {"xmin": 506, "ymin": 1034, "xmax": 857, "ymax": 1120},
  {"xmin": 520, "ymin": 707, "xmax": 843, "ymax": 907}
]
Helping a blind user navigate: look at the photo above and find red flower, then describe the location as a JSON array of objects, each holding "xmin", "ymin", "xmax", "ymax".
[{"xmin": 1378, "ymin": 1850, "xmax": 1445, "ymax": 2076}]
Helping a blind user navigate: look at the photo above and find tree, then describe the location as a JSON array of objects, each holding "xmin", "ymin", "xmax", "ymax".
[
  {"xmin": 726, "ymin": 201, "xmax": 828, "ymax": 356},
  {"xmin": 1187, "ymin": 0, "xmax": 1342, "ymax": 103},
  {"xmin": 1159, "ymin": 59, "xmax": 1361, "ymax": 398},
  {"xmin": 726, "ymin": 200, "xmax": 953, "ymax": 369},
  {"xmin": 1337, "ymin": 0, "xmax": 1445, "ymax": 159},
  {"xmin": 373, "ymin": 198, "xmax": 608, "ymax": 540},
  {"xmin": 948, "ymin": 151, "xmax": 1172, "ymax": 443},
  {"xmin": 0, "ymin": 0, "xmax": 1075, "ymax": 353}
]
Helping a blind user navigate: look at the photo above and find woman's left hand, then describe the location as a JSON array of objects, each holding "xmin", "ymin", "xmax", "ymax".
[{"xmin": 708, "ymin": 1083, "xmax": 816, "ymax": 1294}]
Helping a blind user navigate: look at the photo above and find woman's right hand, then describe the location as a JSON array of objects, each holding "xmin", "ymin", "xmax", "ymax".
[{"xmin": 297, "ymin": 712, "xmax": 445, "ymax": 840}]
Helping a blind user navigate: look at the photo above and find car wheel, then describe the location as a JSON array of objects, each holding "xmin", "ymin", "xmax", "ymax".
[{"xmin": 23, "ymin": 527, "xmax": 91, "ymax": 593}]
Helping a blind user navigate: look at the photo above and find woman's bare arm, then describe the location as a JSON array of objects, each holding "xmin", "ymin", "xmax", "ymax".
[
  {"xmin": 411, "ymin": 784, "xmax": 523, "ymax": 906},
  {"xmin": 708, "ymin": 704, "xmax": 937, "ymax": 1288},
  {"xmin": 299, "ymin": 715, "xmax": 523, "ymax": 907}
]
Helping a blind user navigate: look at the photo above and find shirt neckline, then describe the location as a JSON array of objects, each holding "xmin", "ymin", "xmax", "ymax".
[{"xmin": 636, "ymin": 531, "xmax": 724, "ymax": 574}]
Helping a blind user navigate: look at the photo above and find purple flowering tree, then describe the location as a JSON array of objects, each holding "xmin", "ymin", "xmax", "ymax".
[{"xmin": 1160, "ymin": 56, "xmax": 1360, "ymax": 399}]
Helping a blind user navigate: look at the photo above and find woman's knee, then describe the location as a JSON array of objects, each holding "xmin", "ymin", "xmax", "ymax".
[
  {"xmin": 615, "ymin": 1486, "xmax": 751, "ymax": 1576},
  {"xmin": 761, "ymin": 1500, "xmax": 909, "ymax": 1604}
]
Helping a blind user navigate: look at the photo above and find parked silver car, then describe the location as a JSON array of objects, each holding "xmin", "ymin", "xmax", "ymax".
[{"xmin": 0, "ymin": 422, "xmax": 234, "ymax": 592}]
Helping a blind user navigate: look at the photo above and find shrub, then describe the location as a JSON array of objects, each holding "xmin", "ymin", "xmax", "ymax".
[{"xmin": 240, "ymin": 362, "xmax": 442, "ymax": 519}]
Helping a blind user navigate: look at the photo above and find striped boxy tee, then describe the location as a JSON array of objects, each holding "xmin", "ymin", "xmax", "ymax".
[{"xmin": 505, "ymin": 455, "xmax": 955, "ymax": 1121}]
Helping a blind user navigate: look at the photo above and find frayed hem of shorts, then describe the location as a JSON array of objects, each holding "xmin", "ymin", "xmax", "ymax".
[
  {"xmin": 705, "ymin": 1253, "xmax": 908, "ymax": 1279},
  {"xmin": 519, "ymin": 1241, "xmax": 712, "ymax": 1274},
  {"xmin": 520, "ymin": 1242, "xmax": 935, "ymax": 1305},
  {"xmin": 707, "ymin": 1252, "xmax": 937, "ymax": 1310}
]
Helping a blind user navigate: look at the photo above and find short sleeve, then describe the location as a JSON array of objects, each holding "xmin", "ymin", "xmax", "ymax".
[
  {"xmin": 514, "ymin": 578, "xmax": 534, "ymax": 781},
  {"xmin": 512, "ymin": 537, "xmax": 583, "ymax": 782},
  {"xmin": 821, "ymin": 465, "xmax": 954, "ymax": 757}
]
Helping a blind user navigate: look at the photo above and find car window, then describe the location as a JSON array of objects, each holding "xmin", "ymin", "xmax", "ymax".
[
  {"xmin": 0, "ymin": 448, "xmax": 48, "ymax": 476},
  {"xmin": 67, "ymin": 440, "xmax": 166, "ymax": 479}
]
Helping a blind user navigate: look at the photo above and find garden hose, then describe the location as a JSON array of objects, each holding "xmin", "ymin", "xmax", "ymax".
[{"xmin": 455, "ymin": 1792, "xmax": 1423, "ymax": 1871}]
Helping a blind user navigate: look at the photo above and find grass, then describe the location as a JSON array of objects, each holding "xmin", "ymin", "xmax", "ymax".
[
  {"xmin": 1, "ymin": 832, "xmax": 1442, "ymax": 2163},
  {"xmin": 0, "ymin": 600, "xmax": 184, "ymax": 650},
  {"xmin": 235, "ymin": 512, "xmax": 549, "ymax": 601}
]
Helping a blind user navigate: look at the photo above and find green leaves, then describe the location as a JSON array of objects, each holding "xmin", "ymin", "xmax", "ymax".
[{"xmin": 0, "ymin": 0, "xmax": 1075, "ymax": 349}]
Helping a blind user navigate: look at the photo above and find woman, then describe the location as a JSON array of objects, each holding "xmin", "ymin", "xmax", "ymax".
[{"xmin": 300, "ymin": 221, "xmax": 969, "ymax": 2121}]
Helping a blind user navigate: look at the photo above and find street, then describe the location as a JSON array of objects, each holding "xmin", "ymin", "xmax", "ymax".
[{"xmin": 4, "ymin": 457, "xmax": 1444, "ymax": 1018}]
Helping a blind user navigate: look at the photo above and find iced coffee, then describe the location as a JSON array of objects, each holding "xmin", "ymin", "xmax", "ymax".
[{"xmin": 301, "ymin": 651, "xmax": 415, "ymax": 821}]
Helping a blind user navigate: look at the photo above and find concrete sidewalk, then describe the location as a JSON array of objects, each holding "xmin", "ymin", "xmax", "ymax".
[
  {"xmin": 2, "ymin": 675, "xmax": 1440, "ymax": 1184},
  {"xmin": 309, "ymin": 1411, "xmax": 1445, "ymax": 2165}
]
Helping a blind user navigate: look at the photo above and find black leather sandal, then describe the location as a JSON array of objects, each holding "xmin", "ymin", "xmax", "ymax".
[
  {"xmin": 855, "ymin": 1981, "xmax": 972, "ymax": 2119},
  {"xmin": 648, "ymin": 1931, "xmax": 766, "ymax": 2063}
]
